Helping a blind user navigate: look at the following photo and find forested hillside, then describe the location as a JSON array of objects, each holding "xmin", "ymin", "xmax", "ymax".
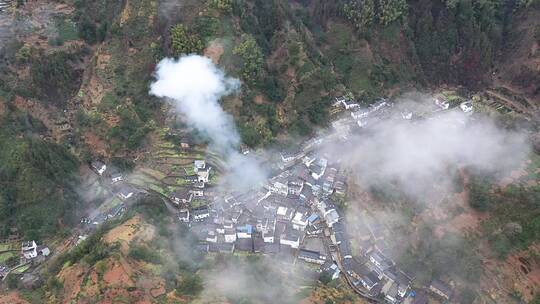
[{"xmin": 0, "ymin": 0, "xmax": 538, "ymax": 243}]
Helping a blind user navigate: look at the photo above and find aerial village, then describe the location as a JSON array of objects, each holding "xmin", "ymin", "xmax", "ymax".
[
  {"xmin": 147, "ymin": 93, "xmax": 473, "ymax": 303},
  {"xmin": 0, "ymin": 92, "xmax": 477, "ymax": 302}
]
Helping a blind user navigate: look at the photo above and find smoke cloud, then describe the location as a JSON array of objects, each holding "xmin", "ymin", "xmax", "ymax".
[
  {"xmin": 150, "ymin": 55, "xmax": 267, "ymax": 190},
  {"xmin": 150, "ymin": 55, "xmax": 240, "ymax": 151}
]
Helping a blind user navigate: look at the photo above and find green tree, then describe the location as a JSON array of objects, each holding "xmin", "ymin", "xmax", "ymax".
[
  {"xmin": 530, "ymin": 294, "xmax": 540, "ymax": 304},
  {"xmin": 468, "ymin": 176, "xmax": 492, "ymax": 211},
  {"xmin": 78, "ymin": 17, "xmax": 97, "ymax": 44},
  {"xmin": 233, "ymin": 35, "xmax": 264, "ymax": 85},
  {"xmin": 377, "ymin": 0, "xmax": 408, "ymax": 26},
  {"xmin": 170, "ymin": 24, "xmax": 203, "ymax": 56},
  {"xmin": 176, "ymin": 273, "xmax": 203, "ymax": 296},
  {"xmin": 342, "ymin": 0, "xmax": 375, "ymax": 31},
  {"xmin": 210, "ymin": 0, "xmax": 233, "ymax": 13}
]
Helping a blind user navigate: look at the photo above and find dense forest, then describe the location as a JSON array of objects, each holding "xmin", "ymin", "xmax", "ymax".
[{"xmin": 0, "ymin": 109, "xmax": 80, "ymax": 240}]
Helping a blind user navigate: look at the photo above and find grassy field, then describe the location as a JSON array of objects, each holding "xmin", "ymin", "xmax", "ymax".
[
  {"xmin": 149, "ymin": 184, "xmax": 168, "ymax": 196},
  {"xmin": 0, "ymin": 252, "xmax": 16, "ymax": 263},
  {"xmin": 0, "ymin": 243, "xmax": 15, "ymax": 251},
  {"xmin": 183, "ymin": 166, "xmax": 196, "ymax": 176},
  {"xmin": 55, "ymin": 18, "xmax": 79, "ymax": 43},
  {"xmin": 12, "ymin": 264, "xmax": 31, "ymax": 274}
]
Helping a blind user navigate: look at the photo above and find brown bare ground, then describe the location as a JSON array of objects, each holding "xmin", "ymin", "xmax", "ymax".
[
  {"xmin": 83, "ymin": 131, "xmax": 109, "ymax": 157},
  {"xmin": 58, "ymin": 263, "xmax": 88, "ymax": 301},
  {"xmin": 485, "ymin": 248, "xmax": 540, "ymax": 303},
  {"xmin": 254, "ymin": 94, "xmax": 266, "ymax": 105},
  {"xmin": 300, "ymin": 283, "xmax": 368, "ymax": 304},
  {"xmin": 0, "ymin": 291, "xmax": 30, "ymax": 304},
  {"xmin": 204, "ymin": 40, "xmax": 224, "ymax": 64},
  {"xmin": 103, "ymin": 215, "xmax": 155, "ymax": 254},
  {"xmin": 103, "ymin": 258, "xmax": 134, "ymax": 287}
]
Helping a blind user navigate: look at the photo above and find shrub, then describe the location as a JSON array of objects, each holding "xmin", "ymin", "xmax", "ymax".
[
  {"xmin": 128, "ymin": 244, "xmax": 162, "ymax": 264},
  {"xmin": 78, "ymin": 17, "xmax": 97, "ymax": 44},
  {"xmin": 176, "ymin": 273, "xmax": 203, "ymax": 296}
]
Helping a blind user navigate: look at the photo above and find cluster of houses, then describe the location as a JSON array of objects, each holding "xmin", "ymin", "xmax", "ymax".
[
  {"xmin": 333, "ymin": 94, "xmax": 475, "ymax": 134},
  {"xmin": 172, "ymin": 147, "xmax": 348, "ymax": 277},
  {"xmin": 76, "ymin": 160, "xmax": 130, "ymax": 232},
  {"xmin": 0, "ymin": 240, "xmax": 50, "ymax": 280},
  {"xmin": 84, "ymin": 95, "xmax": 464, "ymax": 302},
  {"xmin": 175, "ymin": 156, "xmax": 340, "ymax": 254},
  {"xmin": 171, "ymin": 135, "xmax": 453, "ymax": 303},
  {"xmin": 90, "ymin": 160, "xmax": 136, "ymax": 201},
  {"xmin": 169, "ymin": 160, "xmax": 214, "ymax": 222}
]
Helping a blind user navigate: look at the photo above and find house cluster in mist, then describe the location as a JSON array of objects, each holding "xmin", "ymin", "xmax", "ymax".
[
  {"xmin": 176, "ymin": 155, "xmax": 345, "ymax": 262},
  {"xmin": 332, "ymin": 94, "xmax": 475, "ymax": 138},
  {"xmin": 79, "ymin": 160, "xmax": 131, "ymax": 229},
  {"xmin": 171, "ymin": 128, "xmax": 436, "ymax": 303}
]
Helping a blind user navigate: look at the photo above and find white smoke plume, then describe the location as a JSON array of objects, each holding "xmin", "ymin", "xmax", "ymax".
[
  {"xmin": 151, "ymin": 55, "xmax": 240, "ymax": 151},
  {"xmin": 150, "ymin": 55, "xmax": 267, "ymax": 190}
]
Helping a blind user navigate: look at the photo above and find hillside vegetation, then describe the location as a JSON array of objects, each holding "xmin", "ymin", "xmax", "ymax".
[{"xmin": 0, "ymin": 0, "xmax": 537, "ymax": 267}]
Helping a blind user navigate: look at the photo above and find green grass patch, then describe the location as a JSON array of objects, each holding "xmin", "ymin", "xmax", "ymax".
[
  {"xmin": 0, "ymin": 252, "xmax": 16, "ymax": 263},
  {"xmin": 0, "ymin": 243, "xmax": 14, "ymax": 251},
  {"xmin": 175, "ymin": 178, "xmax": 188, "ymax": 186},
  {"xmin": 12, "ymin": 264, "xmax": 30, "ymax": 274},
  {"xmin": 191, "ymin": 200, "xmax": 207, "ymax": 208},
  {"xmin": 209, "ymin": 174, "xmax": 219, "ymax": 185},
  {"xmin": 298, "ymin": 61, "xmax": 316, "ymax": 79},
  {"xmin": 55, "ymin": 18, "xmax": 79, "ymax": 43},
  {"xmin": 183, "ymin": 166, "xmax": 196, "ymax": 176},
  {"xmin": 158, "ymin": 143, "xmax": 175, "ymax": 149},
  {"xmin": 109, "ymin": 197, "xmax": 122, "ymax": 208},
  {"xmin": 149, "ymin": 184, "xmax": 167, "ymax": 196}
]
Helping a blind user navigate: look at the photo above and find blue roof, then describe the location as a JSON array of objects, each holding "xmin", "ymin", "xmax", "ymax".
[
  {"xmin": 307, "ymin": 214, "xmax": 319, "ymax": 223},
  {"xmin": 237, "ymin": 224, "xmax": 253, "ymax": 234}
]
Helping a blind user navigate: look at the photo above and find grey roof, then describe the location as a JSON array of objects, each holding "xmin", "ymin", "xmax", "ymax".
[
  {"xmin": 218, "ymin": 242, "xmax": 234, "ymax": 253},
  {"xmin": 365, "ymin": 271, "xmax": 380, "ymax": 287},
  {"xmin": 281, "ymin": 227, "xmax": 302, "ymax": 241},
  {"xmin": 196, "ymin": 243, "xmax": 208, "ymax": 253},
  {"xmin": 298, "ymin": 249, "xmax": 324, "ymax": 260},
  {"xmin": 332, "ymin": 222, "xmax": 344, "ymax": 233},
  {"xmin": 339, "ymin": 240, "xmax": 352, "ymax": 257},
  {"xmin": 253, "ymin": 237, "xmax": 264, "ymax": 252},
  {"xmin": 386, "ymin": 282, "xmax": 398, "ymax": 298},
  {"xmin": 192, "ymin": 206, "xmax": 209, "ymax": 216},
  {"xmin": 263, "ymin": 243, "xmax": 280, "ymax": 254},
  {"xmin": 236, "ymin": 238, "xmax": 253, "ymax": 252},
  {"xmin": 184, "ymin": 175, "xmax": 199, "ymax": 182},
  {"xmin": 370, "ymin": 249, "xmax": 392, "ymax": 269},
  {"xmin": 430, "ymin": 279, "xmax": 453, "ymax": 297}
]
